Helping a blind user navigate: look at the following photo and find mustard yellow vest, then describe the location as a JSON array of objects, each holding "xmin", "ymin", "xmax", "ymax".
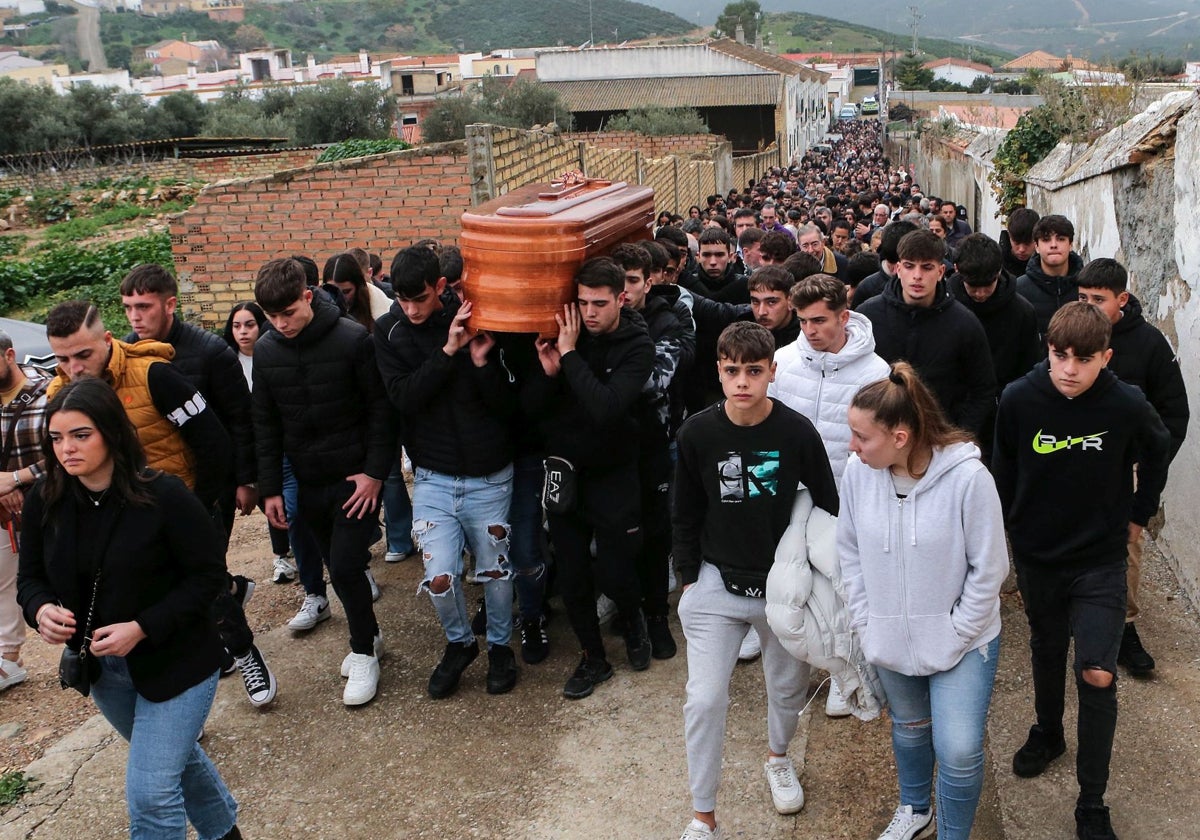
[{"xmin": 49, "ymin": 339, "xmax": 196, "ymax": 489}]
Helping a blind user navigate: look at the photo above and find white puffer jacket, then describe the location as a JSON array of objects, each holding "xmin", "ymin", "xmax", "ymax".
[
  {"xmin": 768, "ymin": 311, "xmax": 889, "ymax": 485},
  {"xmin": 766, "ymin": 482, "xmax": 884, "ymax": 721}
]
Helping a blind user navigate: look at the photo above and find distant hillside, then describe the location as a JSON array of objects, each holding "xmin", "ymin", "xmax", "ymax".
[
  {"xmin": 645, "ymin": 0, "xmax": 1200, "ymax": 60},
  {"xmin": 769, "ymin": 12, "xmax": 1011, "ymax": 67},
  {"xmin": 88, "ymin": 0, "xmax": 694, "ymax": 66}
]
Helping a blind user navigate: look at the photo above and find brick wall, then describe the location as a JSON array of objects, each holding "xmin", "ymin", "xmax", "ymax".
[
  {"xmin": 171, "ymin": 141, "xmax": 470, "ymax": 327},
  {"xmin": 1, "ymin": 148, "xmax": 321, "ymax": 192}
]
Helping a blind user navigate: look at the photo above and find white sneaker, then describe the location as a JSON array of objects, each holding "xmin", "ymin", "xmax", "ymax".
[
  {"xmin": 825, "ymin": 675, "xmax": 852, "ymax": 717},
  {"xmin": 366, "ymin": 569, "xmax": 381, "ymax": 602},
  {"xmin": 876, "ymin": 805, "xmax": 934, "ymax": 840},
  {"xmin": 0, "ymin": 656, "xmax": 27, "ymax": 691},
  {"xmin": 272, "ymin": 555, "xmax": 297, "ymax": 584},
  {"xmin": 385, "ymin": 550, "xmax": 412, "ymax": 563},
  {"xmin": 679, "ymin": 818, "xmax": 727, "ymax": 840},
  {"xmin": 764, "ymin": 756, "xmax": 805, "ymax": 814},
  {"xmin": 288, "ymin": 594, "xmax": 331, "ymax": 631},
  {"xmin": 738, "ymin": 627, "xmax": 761, "ymax": 662},
  {"xmin": 342, "ymin": 653, "xmax": 380, "ymax": 706},
  {"xmin": 342, "ymin": 633, "xmax": 385, "ymax": 677}
]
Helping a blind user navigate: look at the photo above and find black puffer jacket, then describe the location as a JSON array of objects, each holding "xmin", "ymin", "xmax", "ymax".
[
  {"xmin": 1016, "ymin": 251, "xmax": 1084, "ymax": 339},
  {"xmin": 948, "ymin": 272, "xmax": 1041, "ymax": 389},
  {"xmin": 524, "ymin": 308, "xmax": 654, "ymax": 469},
  {"xmin": 374, "ymin": 293, "xmax": 515, "ymax": 476},
  {"xmin": 858, "ymin": 277, "xmax": 997, "ymax": 436},
  {"xmin": 251, "ymin": 295, "xmax": 395, "ymax": 495},
  {"xmin": 1108, "ymin": 294, "xmax": 1190, "ymax": 459},
  {"xmin": 680, "ymin": 263, "xmax": 749, "ymax": 303},
  {"xmin": 130, "ymin": 319, "xmax": 255, "ymax": 487}
]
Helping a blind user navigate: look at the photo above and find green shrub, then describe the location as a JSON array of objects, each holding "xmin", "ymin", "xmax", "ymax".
[
  {"xmin": 0, "ymin": 235, "xmax": 27, "ymax": 257},
  {"xmin": 0, "ymin": 770, "xmax": 36, "ymax": 809},
  {"xmin": 316, "ymin": 137, "xmax": 412, "ymax": 162}
]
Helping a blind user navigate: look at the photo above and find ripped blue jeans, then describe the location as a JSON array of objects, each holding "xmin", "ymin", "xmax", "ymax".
[{"xmin": 413, "ymin": 464, "xmax": 514, "ymax": 647}]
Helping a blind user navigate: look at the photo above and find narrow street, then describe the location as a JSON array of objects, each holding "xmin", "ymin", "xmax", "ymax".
[{"xmin": 64, "ymin": 0, "xmax": 106, "ymax": 72}]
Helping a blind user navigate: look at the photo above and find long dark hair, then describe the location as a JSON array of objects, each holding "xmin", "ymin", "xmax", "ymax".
[
  {"xmin": 851, "ymin": 361, "xmax": 973, "ymax": 478},
  {"xmin": 40, "ymin": 378, "xmax": 156, "ymax": 519},
  {"xmin": 322, "ymin": 252, "xmax": 373, "ymax": 332},
  {"xmin": 222, "ymin": 301, "xmax": 265, "ymax": 352}
]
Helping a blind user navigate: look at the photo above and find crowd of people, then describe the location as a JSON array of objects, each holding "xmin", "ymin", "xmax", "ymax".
[{"xmin": 0, "ymin": 118, "xmax": 1187, "ymax": 840}]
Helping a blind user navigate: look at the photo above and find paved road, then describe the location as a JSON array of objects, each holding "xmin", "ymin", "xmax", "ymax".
[{"xmin": 65, "ymin": 0, "xmax": 106, "ymax": 72}]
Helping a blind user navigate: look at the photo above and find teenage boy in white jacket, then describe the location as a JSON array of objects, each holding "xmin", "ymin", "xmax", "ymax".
[{"xmin": 768, "ymin": 273, "xmax": 889, "ymax": 715}]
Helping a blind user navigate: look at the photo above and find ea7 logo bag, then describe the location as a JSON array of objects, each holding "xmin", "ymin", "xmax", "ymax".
[{"xmin": 541, "ymin": 455, "xmax": 577, "ymax": 515}]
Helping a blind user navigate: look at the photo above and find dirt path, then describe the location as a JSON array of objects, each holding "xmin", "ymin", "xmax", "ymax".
[
  {"xmin": 2, "ymin": 514, "xmax": 1198, "ymax": 838},
  {"xmin": 64, "ymin": 0, "xmax": 106, "ymax": 73}
]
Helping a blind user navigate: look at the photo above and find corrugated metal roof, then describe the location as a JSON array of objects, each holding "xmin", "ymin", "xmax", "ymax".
[
  {"xmin": 543, "ymin": 74, "xmax": 781, "ymax": 111},
  {"xmin": 709, "ymin": 39, "xmax": 826, "ymax": 82}
]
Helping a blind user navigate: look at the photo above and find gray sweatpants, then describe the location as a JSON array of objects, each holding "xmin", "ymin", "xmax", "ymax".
[{"xmin": 678, "ymin": 561, "xmax": 812, "ymax": 813}]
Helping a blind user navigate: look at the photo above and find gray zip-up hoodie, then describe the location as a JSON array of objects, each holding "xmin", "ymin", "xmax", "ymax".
[{"xmin": 837, "ymin": 442, "xmax": 1006, "ymax": 677}]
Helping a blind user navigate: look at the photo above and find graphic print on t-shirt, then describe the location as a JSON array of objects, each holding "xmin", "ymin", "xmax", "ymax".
[{"xmin": 718, "ymin": 451, "xmax": 780, "ymax": 502}]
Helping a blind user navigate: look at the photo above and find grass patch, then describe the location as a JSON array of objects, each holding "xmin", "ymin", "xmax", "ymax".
[
  {"xmin": 40, "ymin": 200, "xmax": 192, "ymax": 245},
  {"xmin": 0, "ymin": 770, "xmax": 37, "ymax": 809}
]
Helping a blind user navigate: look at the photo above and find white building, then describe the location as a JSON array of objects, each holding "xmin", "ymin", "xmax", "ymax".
[{"xmin": 922, "ymin": 57, "xmax": 993, "ymax": 88}]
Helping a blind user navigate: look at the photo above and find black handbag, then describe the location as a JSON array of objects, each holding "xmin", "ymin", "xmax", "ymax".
[
  {"xmin": 541, "ymin": 455, "xmax": 577, "ymax": 514},
  {"xmin": 717, "ymin": 565, "xmax": 769, "ymax": 599},
  {"xmin": 58, "ymin": 565, "xmax": 102, "ymax": 697}
]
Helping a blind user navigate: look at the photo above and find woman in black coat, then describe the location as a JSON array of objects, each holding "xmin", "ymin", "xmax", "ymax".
[{"xmin": 17, "ymin": 378, "xmax": 243, "ymax": 840}]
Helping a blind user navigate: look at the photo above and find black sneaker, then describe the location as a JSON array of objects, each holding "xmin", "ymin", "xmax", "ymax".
[
  {"xmin": 234, "ymin": 644, "xmax": 277, "ymax": 708},
  {"xmin": 1012, "ymin": 724, "xmax": 1066, "ymax": 777},
  {"xmin": 470, "ymin": 597, "xmax": 487, "ymax": 636},
  {"xmin": 1075, "ymin": 805, "xmax": 1119, "ymax": 840},
  {"xmin": 428, "ymin": 640, "xmax": 479, "ymax": 699},
  {"xmin": 520, "ymin": 615, "xmax": 550, "ymax": 665},
  {"xmin": 563, "ymin": 652, "xmax": 613, "ymax": 700},
  {"xmin": 486, "ymin": 644, "xmax": 518, "ymax": 695},
  {"xmin": 623, "ymin": 611, "xmax": 652, "ymax": 671},
  {"xmin": 1117, "ymin": 622, "xmax": 1155, "ymax": 676},
  {"xmin": 647, "ymin": 614, "xmax": 677, "ymax": 660},
  {"xmin": 220, "ymin": 648, "xmax": 237, "ymax": 677}
]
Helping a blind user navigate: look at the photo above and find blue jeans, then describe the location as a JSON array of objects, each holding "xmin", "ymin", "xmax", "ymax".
[
  {"xmin": 282, "ymin": 456, "xmax": 326, "ymax": 598},
  {"xmin": 90, "ymin": 657, "xmax": 237, "ymax": 840},
  {"xmin": 413, "ymin": 464, "xmax": 514, "ymax": 647},
  {"xmin": 383, "ymin": 462, "xmax": 414, "ymax": 555},
  {"xmin": 509, "ymin": 453, "xmax": 547, "ymax": 622},
  {"xmin": 876, "ymin": 635, "xmax": 1000, "ymax": 840}
]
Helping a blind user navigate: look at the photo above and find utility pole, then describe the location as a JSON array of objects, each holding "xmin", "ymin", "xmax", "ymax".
[
  {"xmin": 589, "ymin": 0, "xmax": 594, "ymax": 49},
  {"xmin": 908, "ymin": 5, "xmax": 923, "ymax": 56}
]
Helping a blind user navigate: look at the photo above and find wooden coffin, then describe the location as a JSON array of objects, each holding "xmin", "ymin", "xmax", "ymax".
[{"xmin": 460, "ymin": 176, "xmax": 654, "ymax": 336}]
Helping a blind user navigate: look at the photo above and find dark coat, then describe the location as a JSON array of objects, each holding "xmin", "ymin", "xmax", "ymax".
[
  {"xmin": 523, "ymin": 308, "xmax": 654, "ymax": 469},
  {"xmin": 1015, "ymin": 251, "xmax": 1085, "ymax": 339},
  {"xmin": 374, "ymin": 292, "xmax": 516, "ymax": 477},
  {"xmin": 948, "ymin": 272, "xmax": 1041, "ymax": 389},
  {"xmin": 680, "ymin": 263, "xmax": 750, "ymax": 303},
  {"xmin": 251, "ymin": 295, "xmax": 395, "ymax": 495},
  {"xmin": 858, "ymin": 277, "xmax": 997, "ymax": 436},
  {"xmin": 128, "ymin": 318, "xmax": 255, "ymax": 488},
  {"xmin": 17, "ymin": 474, "xmax": 226, "ymax": 702},
  {"xmin": 1108, "ymin": 294, "xmax": 1190, "ymax": 460}
]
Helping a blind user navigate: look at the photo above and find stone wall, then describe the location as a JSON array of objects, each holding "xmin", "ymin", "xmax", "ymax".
[
  {"xmin": 171, "ymin": 142, "xmax": 470, "ymax": 326},
  {"xmin": 563, "ymin": 132, "xmax": 721, "ymax": 158}
]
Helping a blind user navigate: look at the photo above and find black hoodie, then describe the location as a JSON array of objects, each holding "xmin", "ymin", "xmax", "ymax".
[
  {"xmin": 858, "ymin": 277, "xmax": 997, "ymax": 436},
  {"xmin": 374, "ymin": 291, "xmax": 516, "ymax": 477},
  {"xmin": 523, "ymin": 307, "xmax": 654, "ymax": 469},
  {"xmin": 993, "ymin": 361, "xmax": 1171, "ymax": 566},
  {"xmin": 679, "ymin": 262, "xmax": 750, "ymax": 303},
  {"xmin": 1107, "ymin": 294, "xmax": 1189, "ymax": 460},
  {"xmin": 1015, "ymin": 251, "xmax": 1085, "ymax": 340}
]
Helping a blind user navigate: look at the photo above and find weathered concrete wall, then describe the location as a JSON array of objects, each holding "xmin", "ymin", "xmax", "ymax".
[{"xmin": 1022, "ymin": 101, "xmax": 1200, "ymax": 603}]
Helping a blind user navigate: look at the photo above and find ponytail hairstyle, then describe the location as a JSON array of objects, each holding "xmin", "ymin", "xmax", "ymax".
[{"xmin": 851, "ymin": 361, "xmax": 972, "ymax": 478}]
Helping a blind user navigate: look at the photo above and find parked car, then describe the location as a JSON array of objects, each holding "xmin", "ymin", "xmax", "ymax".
[
  {"xmin": 838, "ymin": 105, "xmax": 858, "ymax": 120},
  {"xmin": 0, "ymin": 317, "xmax": 56, "ymax": 373},
  {"xmin": 861, "ymin": 95, "xmax": 880, "ymax": 115}
]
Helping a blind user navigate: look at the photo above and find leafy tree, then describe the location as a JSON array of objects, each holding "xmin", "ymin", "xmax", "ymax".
[
  {"xmin": 716, "ymin": 1, "xmax": 761, "ymax": 41},
  {"xmin": 895, "ymin": 54, "xmax": 933, "ymax": 89},
  {"xmin": 716, "ymin": 0, "xmax": 761, "ymax": 41},
  {"xmin": 421, "ymin": 96, "xmax": 487, "ymax": 143},
  {"xmin": 105, "ymin": 42, "xmax": 132, "ymax": 70},
  {"xmin": 969, "ymin": 75, "xmax": 991, "ymax": 93},
  {"xmin": 605, "ymin": 106, "xmax": 708, "ymax": 136},
  {"xmin": 291, "ymin": 79, "xmax": 397, "ymax": 145},
  {"xmin": 146, "ymin": 92, "xmax": 209, "ymax": 139},
  {"xmin": 233, "ymin": 24, "xmax": 268, "ymax": 52},
  {"xmin": 494, "ymin": 78, "xmax": 571, "ymax": 128}
]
